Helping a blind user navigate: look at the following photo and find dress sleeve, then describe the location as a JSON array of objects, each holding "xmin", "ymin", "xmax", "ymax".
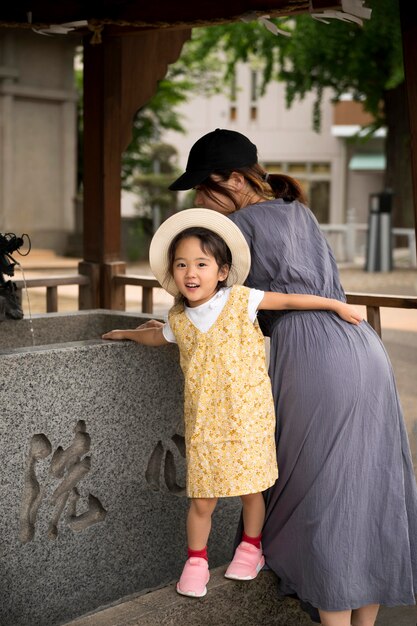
[
  {"xmin": 248, "ymin": 288, "xmax": 265, "ymax": 322},
  {"xmin": 162, "ymin": 319, "xmax": 177, "ymax": 343}
]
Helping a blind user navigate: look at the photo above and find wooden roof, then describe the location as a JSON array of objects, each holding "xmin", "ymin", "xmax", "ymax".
[
  {"xmin": 0, "ymin": 1, "xmax": 368, "ymax": 34},
  {"xmin": 0, "ymin": 1, "xmax": 415, "ymax": 310}
]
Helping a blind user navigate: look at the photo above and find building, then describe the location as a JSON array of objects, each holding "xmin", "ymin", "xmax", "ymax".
[
  {"xmin": 0, "ymin": 30, "xmax": 78, "ymax": 253},
  {"xmin": 162, "ymin": 62, "xmax": 385, "ymax": 226}
]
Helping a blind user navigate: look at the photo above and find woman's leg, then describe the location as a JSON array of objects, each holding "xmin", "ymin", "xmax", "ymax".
[
  {"xmin": 318, "ymin": 609, "xmax": 352, "ymax": 626},
  {"xmin": 240, "ymin": 491, "xmax": 265, "ymax": 536},
  {"xmin": 318, "ymin": 603, "xmax": 379, "ymax": 626},
  {"xmin": 351, "ymin": 604, "xmax": 380, "ymax": 626},
  {"xmin": 186, "ymin": 497, "xmax": 218, "ymax": 550}
]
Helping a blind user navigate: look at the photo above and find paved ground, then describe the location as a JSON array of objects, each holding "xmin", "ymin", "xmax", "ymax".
[{"xmin": 14, "ymin": 251, "xmax": 417, "ymax": 625}]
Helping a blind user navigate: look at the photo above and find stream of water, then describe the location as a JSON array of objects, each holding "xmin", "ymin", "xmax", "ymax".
[{"xmin": 16, "ymin": 262, "xmax": 35, "ymax": 347}]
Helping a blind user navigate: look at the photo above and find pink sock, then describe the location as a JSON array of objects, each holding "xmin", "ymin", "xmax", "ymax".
[
  {"xmin": 187, "ymin": 546, "xmax": 208, "ymax": 561},
  {"xmin": 242, "ymin": 531, "xmax": 262, "ymax": 549}
]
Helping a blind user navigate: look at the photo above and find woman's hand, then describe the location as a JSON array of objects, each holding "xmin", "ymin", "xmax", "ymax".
[{"xmin": 335, "ymin": 303, "xmax": 364, "ymax": 325}]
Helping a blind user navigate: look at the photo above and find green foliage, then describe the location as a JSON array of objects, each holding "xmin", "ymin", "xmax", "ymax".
[
  {"xmin": 126, "ymin": 218, "xmax": 153, "ymax": 262},
  {"xmin": 129, "ymin": 143, "xmax": 180, "ymax": 224},
  {"xmin": 277, "ymin": 0, "xmax": 403, "ymax": 128},
  {"xmin": 122, "ymin": 30, "xmax": 225, "ymax": 188},
  {"xmin": 189, "ymin": 0, "xmax": 403, "ymax": 131},
  {"xmin": 122, "ymin": 78, "xmax": 188, "ymax": 187},
  {"xmin": 75, "ymin": 36, "xmax": 225, "ymax": 193}
]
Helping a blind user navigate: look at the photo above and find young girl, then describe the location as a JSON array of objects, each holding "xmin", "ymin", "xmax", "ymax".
[{"xmin": 102, "ymin": 208, "xmax": 362, "ymax": 599}]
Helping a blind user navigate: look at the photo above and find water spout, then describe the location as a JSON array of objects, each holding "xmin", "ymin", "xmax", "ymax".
[{"xmin": 0, "ymin": 232, "xmax": 31, "ymax": 320}]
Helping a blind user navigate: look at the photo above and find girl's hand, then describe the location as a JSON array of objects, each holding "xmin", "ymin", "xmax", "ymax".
[
  {"xmin": 336, "ymin": 303, "xmax": 364, "ymax": 325},
  {"xmin": 102, "ymin": 329, "xmax": 126, "ymax": 340},
  {"xmin": 135, "ymin": 319, "xmax": 163, "ymax": 330}
]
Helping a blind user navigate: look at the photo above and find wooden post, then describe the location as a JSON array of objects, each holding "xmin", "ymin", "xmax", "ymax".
[
  {"xmin": 400, "ymin": 1, "xmax": 417, "ymax": 257},
  {"xmin": 78, "ymin": 261, "xmax": 100, "ymax": 310},
  {"xmin": 365, "ymin": 306, "xmax": 382, "ymax": 338},
  {"xmin": 82, "ymin": 29, "xmax": 190, "ymax": 310},
  {"xmin": 103, "ymin": 262, "xmax": 126, "ymax": 310}
]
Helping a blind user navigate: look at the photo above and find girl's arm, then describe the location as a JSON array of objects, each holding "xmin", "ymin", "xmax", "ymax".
[
  {"xmin": 259, "ymin": 292, "xmax": 363, "ymax": 325},
  {"xmin": 135, "ymin": 319, "xmax": 164, "ymax": 331},
  {"xmin": 102, "ymin": 325, "xmax": 168, "ymax": 346}
]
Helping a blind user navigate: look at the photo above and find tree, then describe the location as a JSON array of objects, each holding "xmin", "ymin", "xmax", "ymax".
[
  {"xmin": 122, "ymin": 29, "xmax": 225, "ymax": 190},
  {"xmin": 190, "ymin": 0, "xmax": 411, "ymax": 226},
  {"xmin": 75, "ymin": 35, "xmax": 224, "ymax": 195},
  {"xmin": 130, "ymin": 142, "xmax": 179, "ymax": 230}
]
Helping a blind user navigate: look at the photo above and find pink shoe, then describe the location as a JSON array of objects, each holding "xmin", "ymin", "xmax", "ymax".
[
  {"xmin": 176, "ymin": 557, "xmax": 210, "ymax": 598},
  {"xmin": 224, "ymin": 541, "xmax": 265, "ymax": 581}
]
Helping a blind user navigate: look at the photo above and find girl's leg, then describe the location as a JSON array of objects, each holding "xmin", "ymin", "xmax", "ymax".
[
  {"xmin": 351, "ymin": 604, "xmax": 380, "ymax": 626},
  {"xmin": 240, "ymin": 491, "xmax": 265, "ymax": 537},
  {"xmin": 186, "ymin": 497, "xmax": 218, "ymax": 550},
  {"xmin": 225, "ymin": 492, "xmax": 265, "ymax": 581},
  {"xmin": 318, "ymin": 610, "xmax": 352, "ymax": 626},
  {"xmin": 177, "ymin": 497, "xmax": 218, "ymax": 598}
]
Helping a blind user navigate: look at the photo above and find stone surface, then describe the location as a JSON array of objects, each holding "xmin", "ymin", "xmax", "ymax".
[
  {"xmin": 0, "ymin": 310, "xmax": 157, "ymax": 350},
  {"xmin": 63, "ymin": 568, "xmax": 316, "ymax": 626},
  {"xmin": 0, "ymin": 313, "xmax": 241, "ymax": 626},
  {"xmin": 55, "ymin": 566, "xmax": 417, "ymax": 626}
]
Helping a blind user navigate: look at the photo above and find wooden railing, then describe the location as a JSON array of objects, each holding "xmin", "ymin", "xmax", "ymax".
[
  {"xmin": 14, "ymin": 274, "xmax": 91, "ymax": 312},
  {"xmin": 345, "ymin": 293, "xmax": 417, "ymax": 336},
  {"xmin": 113, "ymin": 274, "xmax": 160, "ymax": 314},
  {"xmin": 113, "ymin": 275, "xmax": 417, "ymax": 338},
  {"xmin": 12, "ymin": 273, "xmax": 417, "ymax": 339}
]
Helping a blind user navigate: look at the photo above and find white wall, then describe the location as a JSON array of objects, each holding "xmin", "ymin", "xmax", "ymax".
[{"xmin": 0, "ymin": 31, "xmax": 79, "ymax": 252}]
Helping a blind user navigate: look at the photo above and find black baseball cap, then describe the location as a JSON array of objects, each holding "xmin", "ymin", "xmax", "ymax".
[{"xmin": 169, "ymin": 129, "xmax": 258, "ymax": 191}]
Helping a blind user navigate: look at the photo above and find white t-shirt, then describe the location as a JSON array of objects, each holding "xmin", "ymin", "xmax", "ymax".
[{"xmin": 163, "ymin": 287, "xmax": 265, "ymax": 343}]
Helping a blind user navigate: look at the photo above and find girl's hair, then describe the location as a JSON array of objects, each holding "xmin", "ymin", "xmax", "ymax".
[
  {"xmin": 167, "ymin": 227, "xmax": 234, "ymax": 303},
  {"xmin": 196, "ymin": 164, "xmax": 307, "ymax": 211}
]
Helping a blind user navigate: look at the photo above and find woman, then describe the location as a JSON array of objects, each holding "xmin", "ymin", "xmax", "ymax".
[{"xmin": 166, "ymin": 129, "xmax": 417, "ymax": 626}]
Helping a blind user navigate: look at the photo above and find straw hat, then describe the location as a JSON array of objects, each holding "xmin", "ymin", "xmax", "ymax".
[{"xmin": 149, "ymin": 208, "xmax": 251, "ymax": 296}]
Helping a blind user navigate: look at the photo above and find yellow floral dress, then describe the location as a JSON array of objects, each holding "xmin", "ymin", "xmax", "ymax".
[{"xmin": 168, "ymin": 285, "xmax": 278, "ymax": 498}]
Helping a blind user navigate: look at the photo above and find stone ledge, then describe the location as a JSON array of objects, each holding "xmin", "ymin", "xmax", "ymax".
[{"xmin": 63, "ymin": 567, "xmax": 315, "ymax": 626}]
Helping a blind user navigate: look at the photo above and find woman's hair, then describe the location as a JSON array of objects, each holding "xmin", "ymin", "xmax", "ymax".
[
  {"xmin": 166, "ymin": 227, "xmax": 233, "ymax": 303},
  {"xmin": 196, "ymin": 164, "xmax": 307, "ymax": 210}
]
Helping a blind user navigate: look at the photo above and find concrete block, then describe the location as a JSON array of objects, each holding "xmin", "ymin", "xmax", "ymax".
[{"xmin": 0, "ymin": 311, "xmax": 241, "ymax": 626}]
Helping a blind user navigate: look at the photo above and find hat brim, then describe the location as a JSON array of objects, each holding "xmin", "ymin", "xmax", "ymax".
[
  {"xmin": 168, "ymin": 169, "xmax": 211, "ymax": 191},
  {"xmin": 149, "ymin": 208, "xmax": 251, "ymax": 296}
]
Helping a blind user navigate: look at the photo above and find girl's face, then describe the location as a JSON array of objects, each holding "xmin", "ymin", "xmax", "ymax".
[{"xmin": 172, "ymin": 236, "xmax": 229, "ymax": 308}]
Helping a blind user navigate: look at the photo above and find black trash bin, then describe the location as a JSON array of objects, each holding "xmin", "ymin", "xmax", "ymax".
[{"xmin": 365, "ymin": 190, "xmax": 393, "ymax": 272}]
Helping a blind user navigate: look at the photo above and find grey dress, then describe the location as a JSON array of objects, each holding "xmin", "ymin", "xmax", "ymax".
[{"xmin": 229, "ymin": 200, "xmax": 417, "ymax": 615}]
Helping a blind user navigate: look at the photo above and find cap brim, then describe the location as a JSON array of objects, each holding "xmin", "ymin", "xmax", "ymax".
[
  {"xmin": 149, "ymin": 208, "xmax": 251, "ymax": 296},
  {"xmin": 168, "ymin": 169, "xmax": 211, "ymax": 191}
]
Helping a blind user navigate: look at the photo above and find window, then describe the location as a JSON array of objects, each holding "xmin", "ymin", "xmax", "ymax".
[
  {"xmin": 250, "ymin": 70, "xmax": 258, "ymax": 121},
  {"xmin": 264, "ymin": 161, "xmax": 331, "ymax": 223}
]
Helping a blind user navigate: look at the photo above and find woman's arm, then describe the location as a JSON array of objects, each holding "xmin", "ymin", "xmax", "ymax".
[
  {"xmin": 259, "ymin": 292, "xmax": 363, "ymax": 325},
  {"xmin": 102, "ymin": 326, "xmax": 169, "ymax": 346}
]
